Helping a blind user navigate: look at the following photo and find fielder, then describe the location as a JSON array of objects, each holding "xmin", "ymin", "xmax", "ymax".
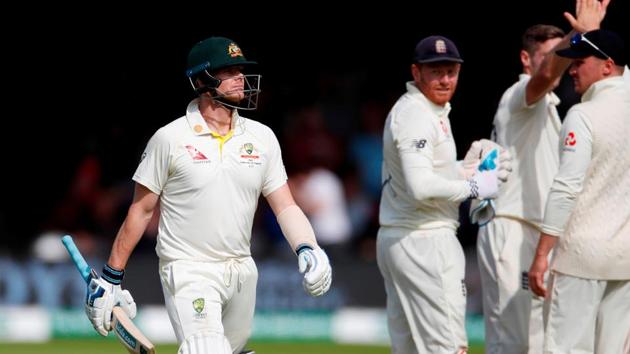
[
  {"xmin": 528, "ymin": 28, "xmax": 630, "ymax": 354},
  {"xmin": 474, "ymin": 1, "xmax": 608, "ymax": 352},
  {"xmin": 377, "ymin": 35, "xmax": 511, "ymax": 354},
  {"xmin": 83, "ymin": 36, "xmax": 332, "ymax": 354}
]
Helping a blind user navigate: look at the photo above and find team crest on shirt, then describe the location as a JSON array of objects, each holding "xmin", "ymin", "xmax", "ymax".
[
  {"xmin": 193, "ymin": 298, "xmax": 207, "ymax": 319},
  {"xmin": 562, "ymin": 131, "xmax": 577, "ymax": 152},
  {"xmin": 239, "ymin": 142, "xmax": 262, "ymax": 167},
  {"xmin": 185, "ymin": 145, "xmax": 211, "ymax": 164},
  {"xmin": 440, "ymin": 120, "xmax": 449, "ymax": 136}
]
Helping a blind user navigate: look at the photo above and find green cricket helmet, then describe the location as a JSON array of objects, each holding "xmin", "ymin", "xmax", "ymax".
[{"xmin": 185, "ymin": 37, "xmax": 261, "ymax": 110}]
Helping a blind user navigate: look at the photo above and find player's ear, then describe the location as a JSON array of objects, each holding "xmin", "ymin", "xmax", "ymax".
[
  {"xmin": 411, "ymin": 63, "xmax": 421, "ymax": 82},
  {"xmin": 520, "ymin": 50, "xmax": 531, "ymax": 71}
]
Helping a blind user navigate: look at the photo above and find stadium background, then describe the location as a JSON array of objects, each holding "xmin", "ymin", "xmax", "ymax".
[{"xmin": 0, "ymin": 1, "xmax": 627, "ymax": 352}]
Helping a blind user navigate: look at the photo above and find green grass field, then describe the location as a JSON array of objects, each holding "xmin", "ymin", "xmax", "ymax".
[{"xmin": 0, "ymin": 340, "xmax": 484, "ymax": 354}]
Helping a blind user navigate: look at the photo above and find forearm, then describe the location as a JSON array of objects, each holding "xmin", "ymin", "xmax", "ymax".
[
  {"xmin": 107, "ymin": 205, "xmax": 154, "ymax": 269},
  {"xmin": 277, "ymin": 204, "xmax": 318, "ymax": 252},
  {"xmin": 534, "ymin": 233, "xmax": 558, "ymax": 259}
]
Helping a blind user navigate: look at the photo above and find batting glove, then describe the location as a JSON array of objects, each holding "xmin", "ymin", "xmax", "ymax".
[
  {"xmin": 296, "ymin": 244, "xmax": 332, "ymax": 297},
  {"xmin": 85, "ymin": 264, "xmax": 137, "ymax": 336}
]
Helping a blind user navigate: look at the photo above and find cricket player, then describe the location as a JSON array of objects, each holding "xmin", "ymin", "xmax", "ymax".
[
  {"xmin": 83, "ymin": 36, "xmax": 332, "ymax": 354},
  {"xmin": 376, "ymin": 35, "xmax": 511, "ymax": 354},
  {"xmin": 529, "ymin": 29, "xmax": 630, "ymax": 353},
  {"xmin": 474, "ymin": 1, "xmax": 609, "ymax": 352}
]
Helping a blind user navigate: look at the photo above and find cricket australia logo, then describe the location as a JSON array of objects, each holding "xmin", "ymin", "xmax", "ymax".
[
  {"xmin": 193, "ymin": 298, "xmax": 206, "ymax": 319},
  {"xmin": 228, "ymin": 43, "xmax": 243, "ymax": 58},
  {"xmin": 239, "ymin": 142, "xmax": 262, "ymax": 167}
]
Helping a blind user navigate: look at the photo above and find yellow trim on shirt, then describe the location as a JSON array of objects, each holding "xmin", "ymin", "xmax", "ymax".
[{"xmin": 210, "ymin": 130, "xmax": 234, "ymax": 159}]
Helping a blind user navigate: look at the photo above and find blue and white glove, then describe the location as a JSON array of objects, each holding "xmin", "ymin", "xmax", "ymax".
[
  {"xmin": 461, "ymin": 139, "xmax": 512, "ymax": 182},
  {"xmin": 470, "ymin": 199, "xmax": 496, "ymax": 226},
  {"xmin": 296, "ymin": 244, "xmax": 332, "ymax": 297},
  {"xmin": 468, "ymin": 149, "xmax": 500, "ymax": 200},
  {"xmin": 85, "ymin": 264, "xmax": 136, "ymax": 336}
]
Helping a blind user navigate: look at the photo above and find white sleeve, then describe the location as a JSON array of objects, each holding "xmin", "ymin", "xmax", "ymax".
[
  {"xmin": 132, "ymin": 129, "xmax": 171, "ymax": 195},
  {"xmin": 541, "ymin": 110, "xmax": 592, "ymax": 236},
  {"xmin": 396, "ymin": 110, "xmax": 470, "ymax": 203},
  {"xmin": 507, "ymin": 76, "xmax": 541, "ymax": 113},
  {"xmin": 262, "ymin": 128, "xmax": 288, "ymax": 197}
]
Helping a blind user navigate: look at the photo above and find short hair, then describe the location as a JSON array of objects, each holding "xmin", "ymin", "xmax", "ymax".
[{"xmin": 522, "ymin": 25, "xmax": 565, "ymax": 55}]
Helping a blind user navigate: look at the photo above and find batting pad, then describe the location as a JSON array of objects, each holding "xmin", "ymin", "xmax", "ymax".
[{"xmin": 177, "ymin": 331, "xmax": 232, "ymax": 354}]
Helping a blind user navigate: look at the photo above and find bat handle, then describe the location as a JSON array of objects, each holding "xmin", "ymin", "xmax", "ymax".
[{"xmin": 61, "ymin": 235, "xmax": 92, "ymax": 283}]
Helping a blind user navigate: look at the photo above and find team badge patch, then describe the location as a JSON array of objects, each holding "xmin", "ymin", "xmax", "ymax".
[
  {"xmin": 239, "ymin": 142, "xmax": 262, "ymax": 167},
  {"xmin": 435, "ymin": 40, "xmax": 447, "ymax": 53},
  {"xmin": 193, "ymin": 297, "xmax": 206, "ymax": 318},
  {"xmin": 228, "ymin": 43, "xmax": 243, "ymax": 58}
]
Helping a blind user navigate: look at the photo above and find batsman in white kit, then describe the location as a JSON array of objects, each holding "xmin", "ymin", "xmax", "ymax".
[
  {"xmin": 82, "ymin": 36, "xmax": 332, "ymax": 354},
  {"xmin": 377, "ymin": 35, "xmax": 511, "ymax": 353}
]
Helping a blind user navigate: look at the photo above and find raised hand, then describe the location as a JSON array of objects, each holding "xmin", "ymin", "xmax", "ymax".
[{"xmin": 564, "ymin": 0, "xmax": 610, "ymax": 33}]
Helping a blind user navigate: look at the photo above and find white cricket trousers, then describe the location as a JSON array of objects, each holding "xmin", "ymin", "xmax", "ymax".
[
  {"xmin": 376, "ymin": 226, "xmax": 468, "ymax": 354},
  {"xmin": 159, "ymin": 257, "xmax": 257, "ymax": 353},
  {"xmin": 544, "ymin": 273, "xmax": 630, "ymax": 354},
  {"xmin": 476, "ymin": 217, "xmax": 545, "ymax": 353}
]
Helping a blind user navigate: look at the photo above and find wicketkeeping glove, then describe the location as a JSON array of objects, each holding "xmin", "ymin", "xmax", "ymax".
[
  {"xmin": 468, "ymin": 149, "xmax": 500, "ymax": 200},
  {"xmin": 461, "ymin": 139, "xmax": 512, "ymax": 183},
  {"xmin": 85, "ymin": 264, "xmax": 136, "ymax": 336},
  {"xmin": 296, "ymin": 244, "xmax": 332, "ymax": 297}
]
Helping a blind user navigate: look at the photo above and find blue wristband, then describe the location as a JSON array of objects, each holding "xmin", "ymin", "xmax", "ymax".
[
  {"xmin": 101, "ymin": 264, "xmax": 124, "ymax": 285},
  {"xmin": 295, "ymin": 243, "xmax": 313, "ymax": 255}
]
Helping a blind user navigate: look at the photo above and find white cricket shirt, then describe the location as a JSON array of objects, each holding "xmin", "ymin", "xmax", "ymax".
[
  {"xmin": 133, "ymin": 99, "xmax": 287, "ymax": 262},
  {"xmin": 379, "ymin": 82, "xmax": 470, "ymax": 231},
  {"xmin": 492, "ymin": 74, "xmax": 562, "ymax": 229},
  {"xmin": 542, "ymin": 77, "xmax": 630, "ymax": 279}
]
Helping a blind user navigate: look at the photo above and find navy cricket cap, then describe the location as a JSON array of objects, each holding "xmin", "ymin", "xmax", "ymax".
[
  {"xmin": 556, "ymin": 29, "xmax": 626, "ymax": 66},
  {"xmin": 414, "ymin": 35, "xmax": 464, "ymax": 64}
]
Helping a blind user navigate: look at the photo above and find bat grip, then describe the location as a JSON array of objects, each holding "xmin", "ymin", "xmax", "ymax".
[{"xmin": 61, "ymin": 235, "xmax": 92, "ymax": 283}]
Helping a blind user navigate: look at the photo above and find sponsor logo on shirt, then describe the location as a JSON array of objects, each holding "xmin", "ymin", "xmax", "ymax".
[
  {"xmin": 240, "ymin": 143, "xmax": 262, "ymax": 166},
  {"xmin": 563, "ymin": 131, "xmax": 577, "ymax": 152},
  {"xmin": 521, "ymin": 271, "xmax": 529, "ymax": 290},
  {"xmin": 411, "ymin": 138, "xmax": 427, "ymax": 150},
  {"xmin": 185, "ymin": 145, "xmax": 211, "ymax": 164}
]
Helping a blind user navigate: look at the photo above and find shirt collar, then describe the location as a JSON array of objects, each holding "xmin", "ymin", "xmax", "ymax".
[
  {"xmin": 185, "ymin": 98, "xmax": 242, "ymax": 135},
  {"xmin": 405, "ymin": 81, "xmax": 452, "ymax": 117},
  {"xmin": 581, "ymin": 76, "xmax": 625, "ymax": 102}
]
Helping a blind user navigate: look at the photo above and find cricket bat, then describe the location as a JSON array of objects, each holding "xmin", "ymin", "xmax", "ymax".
[{"xmin": 62, "ymin": 235, "xmax": 156, "ymax": 354}]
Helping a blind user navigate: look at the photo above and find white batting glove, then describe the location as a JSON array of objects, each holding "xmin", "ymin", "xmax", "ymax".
[
  {"xmin": 85, "ymin": 265, "xmax": 137, "ymax": 336},
  {"xmin": 468, "ymin": 149, "xmax": 500, "ymax": 200},
  {"xmin": 296, "ymin": 245, "xmax": 332, "ymax": 297}
]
